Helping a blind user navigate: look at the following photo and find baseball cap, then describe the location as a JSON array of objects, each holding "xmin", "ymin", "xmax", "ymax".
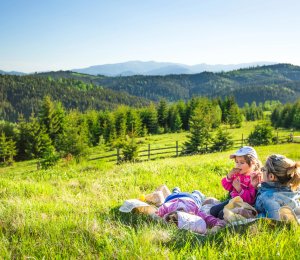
[{"xmin": 229, "ymin": 146, "xmax": 258, "ymax": 159}]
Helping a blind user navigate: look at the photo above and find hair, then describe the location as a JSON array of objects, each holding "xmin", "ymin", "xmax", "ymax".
[
  {"xmin": 242, "ymin": 154, "xmax": 262, "ymax": 171},
  {"xmin": 265, "ymin": 154, "xmax": 300, "ymax": 190}
]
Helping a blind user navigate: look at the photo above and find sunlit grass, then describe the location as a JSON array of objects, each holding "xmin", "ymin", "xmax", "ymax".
[{"xmin": 0, "ymin": 143, "xmax": 299, "ymax": 257}]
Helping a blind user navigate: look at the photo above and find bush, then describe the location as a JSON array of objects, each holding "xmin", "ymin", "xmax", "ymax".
[
  {"xmin": 248, "ymin": 124, "xmax": 274, "ymax": 146},
  {"xmin": 121, "ymin": 136, "xmax": 139, "ymax": 162},
  {"xmin": 211, "ymin": 128, "xmax": 234, "ymax": 152}
]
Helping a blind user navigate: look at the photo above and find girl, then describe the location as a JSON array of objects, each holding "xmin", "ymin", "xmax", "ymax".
[
  {"xmin": 210, "ymin": 146, "xmax": 261, "ymax": 219},
  {"xmin": 252, "ymin": 154, "xmax": 300, "ymax": 222},
  {"xmin": 157, "ymin": 187, "xmax": 226, "ymax": 234}
]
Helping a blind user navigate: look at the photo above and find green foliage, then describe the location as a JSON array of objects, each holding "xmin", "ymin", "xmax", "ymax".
[
  {"xmin": 157, "ymin": 99, "xmax": 168, "ymax": 132},
  {"xmin": 121, "ymin": 136, "xmax": 139, "ymax": 162},
  {"xmin": 38, "ymin": 96, "xmax": 66, "ymax": 150},
  {"xmin": 211, "ymin": 128, "xmax": 234, "ymax": 152},
  {"xmin": 16, "ymin": 114, "xmax": 55, "ymax": 160},
  {"xmin": 243, "ymin": 101, "xmax": 264, "ymax": 121},
  {"xmin": 248, "ymin": 124, "xmax": 274, "ymax": 146},
  {"xmin": 183, "ymin": 106, "xmax": 211, "ymax": 154},
  {"xmin": 140, "ymin": 103, "xmax": 158, "ymax": 134},
  {"xmin": 59, "ymin": 111, "xmax": 90, "ymax": 161},
  {"xmin": 271, "ymin": 99, "xmax": 300, "ymax": 129},
  {"xmin": 0, "ymin": 74, "xmax": 149, "ymax": 121},
  {"xmin": 0, "ymin": 132, "xmax": 17, "ymax": 165},
  {"xmin": 39, "ymin": 145, "xmax": 60, "ymax": 169}
]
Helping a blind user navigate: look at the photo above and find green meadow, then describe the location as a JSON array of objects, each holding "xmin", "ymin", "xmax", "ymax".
[{"xmin": 0, "ymin": 125, "xmax": 300, "ymax": 258}]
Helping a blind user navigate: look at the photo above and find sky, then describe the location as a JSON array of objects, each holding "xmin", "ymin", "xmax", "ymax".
[{"xmin": 1, "ymin": 0, "xmax": 300, "ymax": 73}]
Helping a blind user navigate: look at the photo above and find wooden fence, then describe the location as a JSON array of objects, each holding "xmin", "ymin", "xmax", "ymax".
[{"xmin": 89, "ymin": 133, "xmax": 296, "ymax": 163}]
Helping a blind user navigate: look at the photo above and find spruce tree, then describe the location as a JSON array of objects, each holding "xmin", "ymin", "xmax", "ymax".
[
  {"xmin": 183, "ymin": 106, "xmax": 211, "ymax": 154},
  {"xmin": 211, "ymin": 128, "xmax": 234, "ymax": 152},
  {"xmin": 157, "ymin": 99, "xmax": 168, "ymax": 132}
]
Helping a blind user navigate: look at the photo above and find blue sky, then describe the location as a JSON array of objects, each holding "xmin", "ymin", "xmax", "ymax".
[{"xmin": 1, "ymin": 0, "xmax": 300, "ymax": 72}]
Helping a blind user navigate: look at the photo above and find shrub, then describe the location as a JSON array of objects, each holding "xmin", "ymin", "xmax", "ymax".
[
  {"xmin": 248, "ymin": 124, "xmax": 274, "ymax": 146},
  {"xmin": 211, "ymin": 128, "xmax": 234, "ymax": 152}
]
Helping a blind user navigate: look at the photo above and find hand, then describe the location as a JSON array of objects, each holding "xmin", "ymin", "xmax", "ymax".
[
  {"xmin": 250, "ymin": 172, "xmax": 261, "ymax": 188},
  {"xmin": 228, "ymin": 168, "xmax": 240, "ymax": 179},
  {"xmin": 232, "ymin": 177, "xmax": 242, "ymax": 192}
]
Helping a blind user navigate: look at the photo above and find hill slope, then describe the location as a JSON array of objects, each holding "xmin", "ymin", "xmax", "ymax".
[
  {"xmin": 37, "ymin": 64, "xmax": 300, "ymax": 105},
  {"xmin": 0, "ymin": 74, "xmax": 149, "ymax": 121}
]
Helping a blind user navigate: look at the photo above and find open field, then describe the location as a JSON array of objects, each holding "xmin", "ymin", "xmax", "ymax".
[
  {"xmin": 89, "ymin": 121, "xmax": 300, "ymax": 162},
  {"xmin": 0, "ymin": 143, "xmax": 299, "ymax": 258}
]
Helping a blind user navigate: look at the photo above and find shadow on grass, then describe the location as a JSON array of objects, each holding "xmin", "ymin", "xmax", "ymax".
[
  {"xmin": 109, "ymin": 206, "xmax": 298, "ymax": 251},
  {"xmin": 109, "ymin": 206, "xmax": 158, "ymax": 230}
]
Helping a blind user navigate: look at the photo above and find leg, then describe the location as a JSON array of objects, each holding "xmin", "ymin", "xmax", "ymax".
[{"xmin": 210, "ymin": 200, "xmax": 230, "ymax": 219}]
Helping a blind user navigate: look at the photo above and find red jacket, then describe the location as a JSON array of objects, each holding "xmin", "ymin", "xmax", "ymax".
[{"xmin": 221, "ymin": 172, "xmax": 257, "ymax": 205}]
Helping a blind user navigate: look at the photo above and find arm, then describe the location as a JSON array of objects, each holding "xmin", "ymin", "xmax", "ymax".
[
  {"xmin": 222, "ymin": 168, "xmax": 239, "ymax": 191},
  {"xmin": 238, "ymin": 185, "xmax": 257, "ymax": 205},
  {"xmin": 221, "ymin": 176, "xmax": 234, "ymax": 191}
]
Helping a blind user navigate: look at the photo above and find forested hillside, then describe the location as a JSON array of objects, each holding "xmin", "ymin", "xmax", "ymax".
[
  {"xmin": 36, "ymin": 63, "xmax": 300, "ymax": 105},
  {"xmin": 2, "ymin": 64, "xmax": 300, "ymax": 122},
  {"xmin": 0, "ymin": 75, "xmax": 149, "ymax": 121}
]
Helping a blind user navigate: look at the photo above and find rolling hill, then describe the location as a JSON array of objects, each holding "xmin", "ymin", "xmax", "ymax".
[{"xmin": 35, "ymin": 63, "xmax": 300, "ymax": 105}]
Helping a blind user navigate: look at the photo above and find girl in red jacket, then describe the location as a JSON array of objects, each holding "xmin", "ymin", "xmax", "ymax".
[{"xmin": 210, "ymin": 146, "xmax": 261, "ymax": 219}]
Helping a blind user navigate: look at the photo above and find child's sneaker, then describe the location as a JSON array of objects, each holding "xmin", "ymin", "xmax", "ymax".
[
  {"xmin": 192, "ymin": 190, "xmax": 206, "ymax": 202},
  {"xmin": 279, "ymin": 206, "xmax": 299, "ymax": 224},
  {"xmin": 172, "ymin": 187, "xmax": 181, "ymax": 193}
]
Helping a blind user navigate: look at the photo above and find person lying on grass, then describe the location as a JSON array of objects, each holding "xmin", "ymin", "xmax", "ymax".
[
  {"xmin": 251, "ymin": 154, "xmax": 300, "ymax": 223},
  {"xmin": 156, "ymin": 187, "xmax": 226, "ymax": 234},
  {"xmin": 210, "ymin": 146, "xmax": 262, "ymax": 219}
]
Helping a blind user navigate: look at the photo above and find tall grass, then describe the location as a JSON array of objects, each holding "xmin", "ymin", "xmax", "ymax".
[{"xmin": 0, "ymin": 144, "xmax": 299, "ymax": 258}]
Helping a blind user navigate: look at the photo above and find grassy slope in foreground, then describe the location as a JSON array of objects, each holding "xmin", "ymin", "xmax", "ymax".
[{"xmin": 0, "ymin": 144, "xmax": 299, "ymax": 258}]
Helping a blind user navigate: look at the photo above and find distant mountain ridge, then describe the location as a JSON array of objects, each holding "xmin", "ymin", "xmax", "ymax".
[
  {"xmin": 0, "ymin": 70, "xmax": 26, "ymax": 76},
  {"xmin": 72, "ymin": 60, "xmax": 276, "ymax": 76},
  {"xmin": 35, "ymin": 63, "xmax": 300, "ymax": 106}
]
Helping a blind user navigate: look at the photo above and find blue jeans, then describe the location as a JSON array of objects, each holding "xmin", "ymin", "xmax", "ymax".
[{"xmin": 209, "ymin": 200, "xmax": 230, "ymax": 219}]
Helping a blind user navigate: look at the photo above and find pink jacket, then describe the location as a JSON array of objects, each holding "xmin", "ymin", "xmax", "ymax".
[
  {"xmin": 157, "ymin": 198, "xmax": 225, "ymax": 228},
  {"xmin": 221, "ymin": 172, "xmax": 257, "ymax": 205}
]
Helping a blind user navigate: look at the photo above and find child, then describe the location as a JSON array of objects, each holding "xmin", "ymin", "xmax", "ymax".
[
  {"xmin": 210, "ymin": 146, "xmax": 261, "ymax": 219},
  {"xmin": 251, "ymin": 154, "xmax": 300, "ymax": 222},
  {"xmin": 157, "ymin": 187, "xmax": 226, "ymax": 234}
]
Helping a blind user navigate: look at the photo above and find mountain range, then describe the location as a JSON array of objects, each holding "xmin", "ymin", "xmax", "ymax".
[
  {"xmin": 72, "ymin": 60, "xmax": 276, "ymax": 76},
  {"xmin": 0, "ymin": 61, "xmax": 276, "ymax": 76}
]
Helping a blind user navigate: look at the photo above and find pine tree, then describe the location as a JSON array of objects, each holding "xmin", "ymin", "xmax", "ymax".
[
  {"xmin": 211, "ymin": 128, "xmax": 234, "ymax": 152},
  {"xmin": 0, "ymin": 132, "xmax": 9, "ymax": 163},
  {"xmin": 126, "ymin": 109, "xmax": 142, "ymax": 137},
  {"xmin": 157, "ymin": 99, "xmax": 168, "ymax": 132},
  {"xmin": 38, "ymin": 96, "xmax": 66, "ymax": 149},
  {"xmin": 182, "ymin": 107, "xmax": 211, "ymax": 154},
  {"xmin": 114, "ymin": 106, "xmax": 128, "ymax": 140},
  {"xmin": 140, "ymin": 103, "xmax": 158, "ymax": 134}
]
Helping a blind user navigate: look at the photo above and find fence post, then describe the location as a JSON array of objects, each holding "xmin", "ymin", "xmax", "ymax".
[
  {"xmin": 148, "ymin": 144, "xmax": 151, "ymax": 160},
  {"xmin": 241, "ymin": 134, "xmax": 244, "ymax": 147},
  {"xmin": 117, "ymin": 148, "xmax": 120, "ymax": 163},
  {"xmin": 176, "ymin": 141, "xmax": 178, "ymax": 157}
]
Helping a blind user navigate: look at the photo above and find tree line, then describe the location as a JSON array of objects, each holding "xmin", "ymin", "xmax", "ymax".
[
  {"xmin": 0, "ymin": 94, "xmax": 285, "ymax": 166},
  {"xmin": 0, "ymin": 96, "xmax": 244, "ymax": 166},
  {"xmin": 271, "ymin": 99, "xmax": 300, "ymax": 129}
]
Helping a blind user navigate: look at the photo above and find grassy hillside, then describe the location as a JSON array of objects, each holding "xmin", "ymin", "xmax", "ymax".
[{"xmin": 0, "ymin": 143, "xmax": 299, "ymax": 258}]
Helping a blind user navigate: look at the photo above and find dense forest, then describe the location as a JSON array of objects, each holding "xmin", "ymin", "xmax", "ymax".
[
  {"xmin": 1, "ymin": 63, "xmax": 300, "ymax": 122},
  {"xmin": 0, "ymin": 75, "xmax": 149, "ymax": 121},
  {"xmin": 35, "ymin": 63, "xmax": 300, "ymax": 105}
]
